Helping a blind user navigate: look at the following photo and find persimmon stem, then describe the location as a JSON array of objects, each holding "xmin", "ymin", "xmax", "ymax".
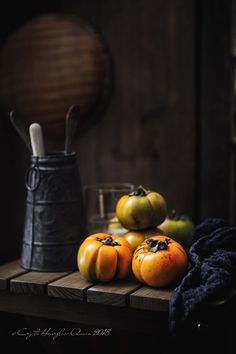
[
  {"xmin": 129, "ymin": 185, "xmax": 150, "ymax": 197},
  {"xmin": 96, "ymin": 236, "xmax": 120, "ymax": 246},
  {"xmin": 146, "ymin": 238, "xmax": 169, "ymax": 252}
]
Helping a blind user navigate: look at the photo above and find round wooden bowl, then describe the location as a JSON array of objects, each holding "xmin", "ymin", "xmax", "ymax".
[{"xmin": 0, "ymin": 14, "xmax": 111, "ymax": 140}]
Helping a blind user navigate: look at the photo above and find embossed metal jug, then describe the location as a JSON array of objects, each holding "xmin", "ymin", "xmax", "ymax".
[{"xmin": 20, "ymin": 152, "xmax": 86, "ymax": 271}]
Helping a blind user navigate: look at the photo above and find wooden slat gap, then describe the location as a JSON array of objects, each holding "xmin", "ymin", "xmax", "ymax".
[
  {"xmin": 10, "ymin": 271, "xmax": 72, "ymax": 295},
  {"xmin": 42, "ymin": 271, "xmax": 74, "ymax": 286},
  {"xmin": 0, "ymin": 260, "xmax": 28, "ymax": 290},
  {"xmin": 47, "ymin": 272, "xmax": 97, "ymax": 301},
  {"xmin": 125, "ymin": 283, "xmax": 143, "ymax": 307},
  {"xmin": 87, "ymin": 277, "xmax": 142, "ymax": 307},
  {"xmin": 83, "ymin": 282, "xmax": 99, "ymax": 302}
]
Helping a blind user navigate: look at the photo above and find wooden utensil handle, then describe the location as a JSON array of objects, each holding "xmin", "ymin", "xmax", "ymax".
[{"xmin": 29, "ymin": 123, "xmax": 45, "ymax": 156}]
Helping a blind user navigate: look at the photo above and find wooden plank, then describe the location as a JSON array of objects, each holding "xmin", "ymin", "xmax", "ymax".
[
  {"xmin": 130, "ymin": 286, "xmax": 171, "ymax": 312},
  {"xmin": 69, "ymin": 0, "xmax": 196, "ymax": 220},
  {"xmin": 10, "ymin": 271, "xmax": 69, "ymax": 295},
  {"xmin": 48, "ymin": 272, "xmax": 94, "ymax": 300},
  {"xmin": 0, "ymin": 260, "xmax": 27, "ymax": 290},
  {"xmin": 87, "ymin": 277, "xmax": 141, "ymax": 307},
  {"xmin": 0, "ymin": 290, "xmax": 168, "ymax": 335}
]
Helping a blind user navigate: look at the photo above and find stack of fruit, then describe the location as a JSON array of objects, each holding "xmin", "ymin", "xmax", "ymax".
[
  {"xmin": 116, "ymin": 185, "xmax": 168, "ymax": 251},
  {"xmin": 77, "ymin": 185, "xmax": 193, "ymax": 288}
]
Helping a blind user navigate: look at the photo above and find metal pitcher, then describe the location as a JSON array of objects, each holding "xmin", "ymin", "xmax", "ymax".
[{"xmin": 20, "ymin": 152, "xmax": 86, "ymax": 271}]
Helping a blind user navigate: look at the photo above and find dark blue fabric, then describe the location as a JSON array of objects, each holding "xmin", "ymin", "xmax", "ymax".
[{"xmin": 169, "ymin": 218, "xmax": 236, "ymax": 336}]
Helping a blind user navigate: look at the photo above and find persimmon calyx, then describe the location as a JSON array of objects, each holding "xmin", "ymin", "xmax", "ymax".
[
  {"xmin": 129, "ymin": 185, "xmax": 150, "ymax": 197},
  {"xmin": 146, "ymin": 238, "xmax": 169, "ymax": 252},
  {"xmin": 96, "ymin": 236, "xmax": 120, "ymax": 246}
]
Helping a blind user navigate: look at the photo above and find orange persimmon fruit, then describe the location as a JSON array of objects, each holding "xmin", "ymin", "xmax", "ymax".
[
  {"xmin": 132, "ymin": 235, "xmax": 188, "ymax": 288},
  {"xmin": 77, "ymin": 233, "xmax": 133, "ymax": 282}
]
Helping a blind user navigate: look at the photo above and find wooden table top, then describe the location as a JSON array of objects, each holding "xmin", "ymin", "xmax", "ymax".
[
  {"xmin": 0, "ymin": 259, "xmax": 171, "ymax": 310},
  {"xmin": 1, "ymin": 260, "xmax": 235, "ymax": 334},
  {"xmin": 0, "ymin": 260, "xmax": 172, "ymax": 333}
]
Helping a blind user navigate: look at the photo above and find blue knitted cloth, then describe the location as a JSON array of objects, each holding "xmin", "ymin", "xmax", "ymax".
[{"xmin": 169, "ymin": 218, "xmax": 236, "ymax": 336}]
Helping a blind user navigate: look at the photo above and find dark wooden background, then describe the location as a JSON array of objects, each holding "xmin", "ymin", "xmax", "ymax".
[
  {"xmin": 72, "ymin": 0, "xmax": 195, "ymax": 218},
  {"xmin": 0, "ymin": 0, "xmax": 233, "ymax": 265},
  {"xmin": 0, "ymin": 1, "xmax": 234, "ymax": 353}
]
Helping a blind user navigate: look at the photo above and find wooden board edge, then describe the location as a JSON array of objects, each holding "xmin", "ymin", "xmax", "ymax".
[
  {"xmin": 47, "ymin": 282, "xmax": 94, "ymax": 301},
  {"xmin": 9, "ymin": 272, "xmax": 72, "ymax": 295},
  {"xmin": 87, "ymin": 284, "xmax": 142, "ymax": 307},
  {"xmin": 129, "ymin": 292, "xmax": 170, "ymax": 312},
  {"xmin": 0, "ymin": 260, "xmax": 28, "ymax": 291}
]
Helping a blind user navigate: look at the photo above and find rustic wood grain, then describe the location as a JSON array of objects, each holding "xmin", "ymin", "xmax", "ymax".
[
  {"xmin": 48, "ymin": 271, "xmax": 94, "ymax": 300},
  {"xmin": 130, "ymin": 286, "xmax": 171, "ymax": 312},
  {"xmin": 0, "ymin": 260, "xmax": 27, "ymax": 290},
  {"xmin": 10, "ymin": 271, "xmax": 69, "ymax": 295},
  {"xmin": 71, "ymin": 0, "xmax": 196, "ymax": 219},
  {"xmin": 87, "ymin": 277, "xmax": 141, "ymax": 307},
  {"xmin": 0, "ymin": 290, "xmax": 168, "ymax": 334}
]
